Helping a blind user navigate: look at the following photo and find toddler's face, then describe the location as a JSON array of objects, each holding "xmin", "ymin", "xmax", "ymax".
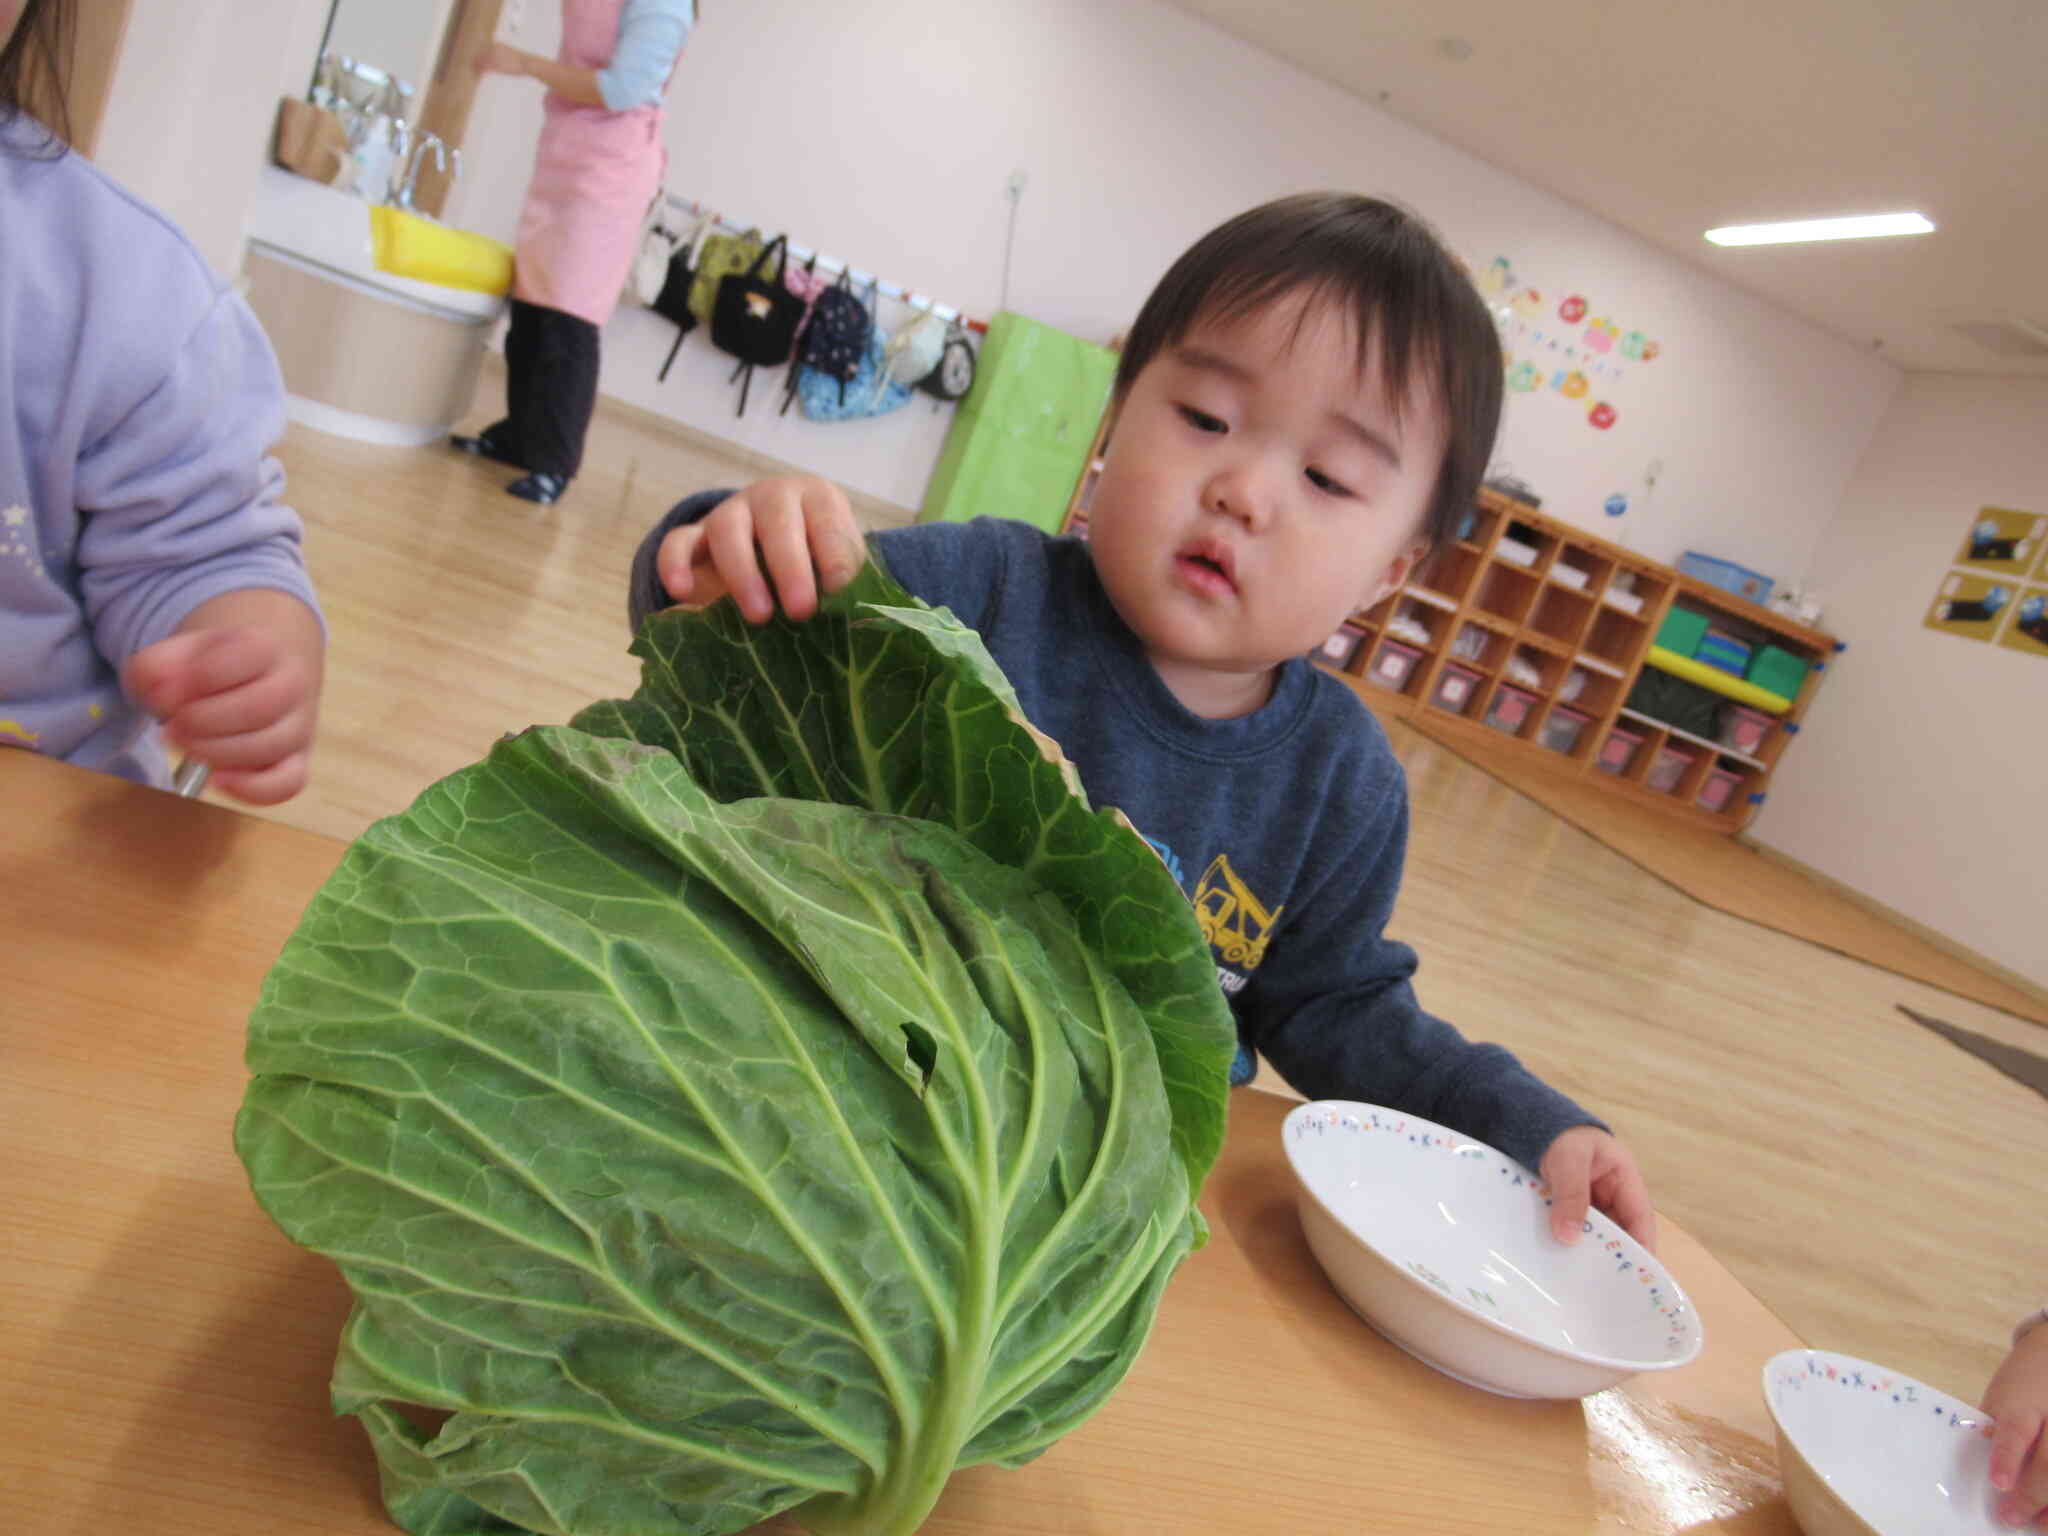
[{"xmin": 1087, "ymin": 290, "xmax": 1447, "ymax": 717}]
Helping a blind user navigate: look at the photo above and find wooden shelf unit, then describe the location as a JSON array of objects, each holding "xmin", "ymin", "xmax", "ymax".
[{"xmin": 1316, "ymin": 490, "xmax": 1840, "ymax": 832}]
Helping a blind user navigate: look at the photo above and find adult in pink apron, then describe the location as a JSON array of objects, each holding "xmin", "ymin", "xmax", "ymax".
[{"xmin": 454, "ymin": 0, "xmax": 692, "ymax": 504}]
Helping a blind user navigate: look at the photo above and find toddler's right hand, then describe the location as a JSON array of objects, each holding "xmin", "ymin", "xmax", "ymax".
[{"xmin": 658, "ymin": 476, "xmax": 867, "ymax": 624}]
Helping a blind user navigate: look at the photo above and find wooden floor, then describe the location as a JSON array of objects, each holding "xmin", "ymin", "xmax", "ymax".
[
  {"xmin": 1396, "ymin": 708, "xmax": 2048, "ymax": 1028},
  {"xmin": 252, "ymin": 384, "xmax": 2046, "ymax": 1413}
]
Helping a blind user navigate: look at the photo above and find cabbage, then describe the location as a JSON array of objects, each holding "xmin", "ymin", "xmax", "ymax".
[{"xmin": 235, "ymin": 565, "xmax": 1235, "ymax": 1536}]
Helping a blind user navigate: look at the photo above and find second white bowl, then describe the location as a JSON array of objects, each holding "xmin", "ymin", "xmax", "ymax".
[{"xmin": 1764, "ymin": 1349, "xmax": 2006, "ymax": 1534}]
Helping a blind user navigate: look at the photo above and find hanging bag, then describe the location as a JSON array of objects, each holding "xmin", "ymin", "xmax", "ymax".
[
  {"xmin": 918, "ymin": 317, "xmax": 978, "ymax": 402},
  {"xmin": 798, "ymin": 278, "xmax": 912, "ymax": 423},
  {"xmin": 884, "ymin": 304, "xmax": 948, "ymax": 388},
  {"xmin": 651, "ymin": 214, "xmax": 710, "ymax": 381},
  {"xmin": 632, "ymin": 197, "xmax": 687, "ymax": 307},
  {"xmin": 780, "ymin": 266, "xmax": 871, "ymax": 415},
  {"xmin": 783, "ymin": 250, "xmax": 833, "ymax": 333},
  {"xmin": 686, "ymin": 225, "xmax": 765, "ymax": 327},
  {"xmin": 770, "ymin": 252, "xmax": 833, "ymax": 413},
  {"xmin": 711, "ymin": 235, "xmax": 804, "ymax": 416}
]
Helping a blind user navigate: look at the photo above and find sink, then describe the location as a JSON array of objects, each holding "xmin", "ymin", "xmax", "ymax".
[
  {"xmin": 369, "ymin": 204, "xmax": 512, "ymax": 296},
  {"xmin": 245, "ymin": 167, "xmax": 508, "ymax": 320},
  {"xmin": 242, "ymin": 167, "xmax": 509, "ymax": 445}
]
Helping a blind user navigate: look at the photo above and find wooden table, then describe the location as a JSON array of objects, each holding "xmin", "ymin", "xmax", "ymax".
[{"xmin": 2, "ymin": 749, "xmax": 1807, "ymax": 1534}]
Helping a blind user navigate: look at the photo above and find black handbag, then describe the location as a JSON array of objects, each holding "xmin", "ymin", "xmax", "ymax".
[
  {"xmin": 651, "ymin": 238, "xmax": 700, "ymax": 383},
  {"xmin": 711, "ymin": 235, "xmax": 803, "ymax": 415}
]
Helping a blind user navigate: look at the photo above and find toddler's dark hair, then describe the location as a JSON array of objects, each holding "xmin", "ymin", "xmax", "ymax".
[
  {"xmin": 1, "ymin": 0, "xmax": 73, "ymax": 153},
  {"xmin": 1115, "ymin": 193, "xmax": 1503, "ymax": 557}
]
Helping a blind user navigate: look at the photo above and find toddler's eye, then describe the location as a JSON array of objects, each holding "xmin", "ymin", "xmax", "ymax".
[
  {"xmin": 1307, "ymin": 468, "xmax": 1353, "ymax": 498},
  {"xmin": 1177, "ymin": 406, "xmax": 1226, "ymax": 434}
]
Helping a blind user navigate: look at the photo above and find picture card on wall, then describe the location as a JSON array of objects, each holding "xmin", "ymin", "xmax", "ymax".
[
  {"xmin": 1953, "ymin": 506, "xmax": 2043, "ymax": 576},
  {"xmin": 1925, "ymin": 571, "xmax": 2016, "ymax": 644},
  {"xmin": 1995, "ymin": 587, "xmax": 2048, "ymax": 660}
]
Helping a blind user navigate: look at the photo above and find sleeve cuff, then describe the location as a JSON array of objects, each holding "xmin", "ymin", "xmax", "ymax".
[{"xmin": 130, "ymin": 543, "xmax": 326, "ymax": 655}]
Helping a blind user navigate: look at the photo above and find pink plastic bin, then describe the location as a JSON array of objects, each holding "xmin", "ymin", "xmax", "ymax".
[
  {"xmin": 1720, "ymin": 705, "xmax": 1772, "ymax": 756},
  {"xmin": 1433, "ymin": 663, "xmax": 1482, "ymax": 714},
  {"xmin": 1538, "ymin": 706, "xmax": 1591, "ymax": 755},
  {"xmin": 1697, "ymin": 766, "xmax": 1743, "ymax": 813},
  {"xmin": 1646, "ymin": 744, "xmax": 1698, "ymax": 794},
  {"xmin": 1319, "ymin": 623, "xmax": 1369, "ymax": 668},
  {"xmin": 1367, "ymin": 639, "xmax": 1423, "ymax": 691},
  {"xmin": 1484, "ymin": 685, "xmax": 1538, "ymax": 734},
  {"xmin": 1597, "ymin": 725, "xmax": 1645, "ymax": 775}
]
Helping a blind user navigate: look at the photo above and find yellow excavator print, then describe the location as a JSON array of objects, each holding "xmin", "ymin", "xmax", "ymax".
[{"xmin": 1192, "ymin": 854, "xmax": 1281, "ymax": 970}]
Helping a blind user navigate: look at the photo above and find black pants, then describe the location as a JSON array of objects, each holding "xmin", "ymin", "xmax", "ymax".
[{"xmin": 481, "ymin": 298, "xmax": 601, "ymax": 480}]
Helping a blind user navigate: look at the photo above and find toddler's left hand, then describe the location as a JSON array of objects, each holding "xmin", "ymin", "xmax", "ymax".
[
  {"xmin": 125, "ymin": 621, "xmax": 320, "ymax": 805},
  {"xmin": 1539, "ymin": 1126, "xmax": 1657, "ymax": 1252}
]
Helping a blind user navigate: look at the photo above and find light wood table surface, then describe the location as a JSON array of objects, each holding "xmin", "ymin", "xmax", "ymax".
[{"xmin": 2, "ymin": 748, "xmax": 1808, "ymax": 1534}]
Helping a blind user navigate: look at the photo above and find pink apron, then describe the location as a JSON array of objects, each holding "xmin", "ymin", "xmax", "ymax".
[{"xmin": 511, "ymin": 0, "xmax": 675, "ymax": 327}]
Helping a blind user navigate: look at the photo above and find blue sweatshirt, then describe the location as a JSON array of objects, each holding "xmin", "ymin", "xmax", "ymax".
[
  {"xmin": 631, "ymin": 499, "xmax": 1599, "ymax": 1171},
  {"xmin": 0, "ymin": 117, "xmax": 320, "ymax": 786}
]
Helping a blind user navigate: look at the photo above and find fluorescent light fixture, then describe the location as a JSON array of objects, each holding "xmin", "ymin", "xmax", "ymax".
[{"xmin": 1704, "ymin": 212, "xmax": 1935, "ymax": 247}]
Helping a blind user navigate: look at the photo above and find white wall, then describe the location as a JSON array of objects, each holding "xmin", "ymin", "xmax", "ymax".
[
  {"xmin": 444, "ymin": 0, "xmax": 1897, "ymax": 551},
  {"xmin": 1752, "ymin": 376, "xmax": 2048, "ymax": 990},
  {"xmin": 280, "ymin": 1, "xmax": 335, "ymax": 103},
  {"xmin": 94, "ymin": 0, "xmax": 330, "ymax": 280}
]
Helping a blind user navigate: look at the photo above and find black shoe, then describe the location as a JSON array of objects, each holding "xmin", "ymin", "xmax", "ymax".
[
  {"xmin": 506, "ymin": 472, "xmax": 566, "ymax": 505},
  {"xmin": 450, "ymin": 429, "xmax": 522, "ymax": 468}
]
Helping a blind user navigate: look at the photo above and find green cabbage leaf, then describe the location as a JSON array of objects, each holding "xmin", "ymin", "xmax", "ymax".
[{"xmin": 235, "ymin": 565, "xmax": 1235, "ymax": 1535}]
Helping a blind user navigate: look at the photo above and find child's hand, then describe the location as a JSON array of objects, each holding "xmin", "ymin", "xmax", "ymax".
[
  {"xmin": 1538, "ymin": 1126, "xmax": 1657, "ymax": 1251},
  {"xmin": 657, "ymin": 476, "xmax": 867, "ymax": 625},
  {"xmin": 1986, "ymin": 1319, "xmax": 2048, "ymax": 1528},
  {"xmin": 123, "ymin": 590, "xmax": 324, "ymax": 806}
]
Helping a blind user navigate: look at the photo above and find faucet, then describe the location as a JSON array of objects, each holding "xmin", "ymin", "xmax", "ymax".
[
  {"xmin": 397, "ymin": 133, "xmax": 459, "ymax": 212},
  {"xmin": 383, "ymin": 116, "xmax": 411, "ymax": 198}
]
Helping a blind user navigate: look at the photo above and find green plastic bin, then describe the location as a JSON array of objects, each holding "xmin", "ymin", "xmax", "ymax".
[
  {"xmin": 1746, "ymin": 644, "xmax": 1810, "ymax": 700},
  {"xmin": 1654, "ymin": 606, "xmax": 1710, "ymax": 657},
  {"xmin": 919, "ymin": 312, "xmax": 1116, "ymax": 535}
]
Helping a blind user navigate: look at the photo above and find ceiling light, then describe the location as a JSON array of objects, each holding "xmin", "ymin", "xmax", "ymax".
[{"xmin": 1704, "ymin": 213, "xmax": 1935, "ymax": 247}]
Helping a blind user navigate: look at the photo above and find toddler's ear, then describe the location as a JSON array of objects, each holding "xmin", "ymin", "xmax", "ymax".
[
  {"xmin": 1367, "ymin": 540, "xmax": 1432, "ymax": 607},
  {"xmin": 1097, "ymin": 392, "xmax": 1127, "ymax": 456}
]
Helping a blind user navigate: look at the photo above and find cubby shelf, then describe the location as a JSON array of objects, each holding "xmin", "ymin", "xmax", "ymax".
[{"xmin": 1310, "ymin": 490, "xmax": 1838, "ymax": 831}]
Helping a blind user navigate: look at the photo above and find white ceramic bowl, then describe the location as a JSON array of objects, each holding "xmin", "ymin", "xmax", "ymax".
[
  {"xmin": 1281, "ymin": 1101, "xmax": 1702, "ymax": 1399},
  {"xmin": 1764, "ymin": 1349, "xmax": 2005, "ymax": 1535}
]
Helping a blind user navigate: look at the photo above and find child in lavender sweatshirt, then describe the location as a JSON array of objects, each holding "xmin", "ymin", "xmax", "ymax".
[{"xmin": 0, "ymin": 0, "xmax": 324, "ymax": 803}]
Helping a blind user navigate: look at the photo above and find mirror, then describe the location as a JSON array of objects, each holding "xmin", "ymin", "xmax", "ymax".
[
  {"xmin": 297, "ymin": 0, "xmax": 500, "ymax": 218},
  {"xmin": 308, "ymin": 0, "xmax": 459, "ymax": 111}
]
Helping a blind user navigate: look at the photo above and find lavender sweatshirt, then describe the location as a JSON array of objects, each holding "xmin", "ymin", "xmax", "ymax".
[{"xmin": 0, "ymin": 117, "xmax": 320, "ymax": 786}]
